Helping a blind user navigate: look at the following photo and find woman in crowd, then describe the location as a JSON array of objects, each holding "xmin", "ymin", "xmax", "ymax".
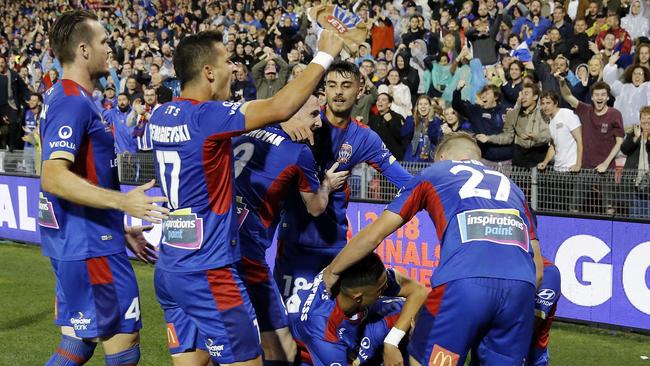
[
  {"xmin": 603, "ymin": 53, "xmax": 650, "ymax": 128},
  {"xmin": 402, "ymin": 95, "xmax": 442, "ymax": 162},
  {"xmin": 378, "ymin": 69, "xmax": 413, "ymax": 118},
  {"xmin": 501, "ymin": 60, "xmax": 525, "ymax": 109}
]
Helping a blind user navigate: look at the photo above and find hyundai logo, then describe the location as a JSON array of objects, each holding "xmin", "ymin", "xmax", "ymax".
[{"xmin": 537, "ymin": 289, "xmax": 556, "ymax": 300}]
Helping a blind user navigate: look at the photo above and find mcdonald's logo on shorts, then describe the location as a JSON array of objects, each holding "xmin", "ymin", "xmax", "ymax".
[
  {"xmin": 429, "ymin": 344, "xmax": 459, "ymax": 366},
  {"xmin": 166, "ymin": 323, "xmax": 180, "ymax": 349}
]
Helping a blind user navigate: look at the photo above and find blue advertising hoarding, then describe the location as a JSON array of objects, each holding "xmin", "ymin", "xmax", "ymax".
[{"xmin": 1, "ymin": 175, "xmax": 649, "ymax": 330}]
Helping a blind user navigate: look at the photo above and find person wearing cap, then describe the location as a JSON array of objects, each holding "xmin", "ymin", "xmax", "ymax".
[{"xmin": 354, "ymin": 42, "xmax": 374, "ymax": 66}]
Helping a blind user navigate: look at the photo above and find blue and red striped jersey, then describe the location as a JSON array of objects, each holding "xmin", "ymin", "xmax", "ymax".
[
  {"xmin": 288, "ymin": 269, "xmax": 401, "ymax": 365},
  {"xmin": 233, "ymin": 125, "xmax": 320, "ymax": 257},
  {"xmin": 386, "ymin": 160, "xmax": 538, "ymax": 287},
  {"xmin": 39, "ymin": 79, "xmax": 125, "ymax": 260},
  {"xmin": 278, "ymin": 113, "xmax": 412, "ymax": 252},
  {"xmin": 150, "ymin": 98, "xmax": 246, "ymax": 272}
]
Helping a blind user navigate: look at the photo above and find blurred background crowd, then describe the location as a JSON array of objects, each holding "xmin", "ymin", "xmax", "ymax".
[{"xmin": 0, "ymin": 0, "xmax": 649, "ymax": 216}]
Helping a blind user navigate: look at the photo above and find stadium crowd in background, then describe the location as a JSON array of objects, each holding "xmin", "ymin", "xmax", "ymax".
[{"xmin": 1, "ymin": 0, "xmax": 649, "ymax": 212}]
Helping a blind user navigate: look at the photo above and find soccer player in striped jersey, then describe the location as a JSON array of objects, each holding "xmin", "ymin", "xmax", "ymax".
[
  {"xmin": 40, "ymin": 10, "xmax": 168, "ymax": 366},
  {"xmin": 149, "ymin": 30, "xmax": 344, "ymax": 366}
]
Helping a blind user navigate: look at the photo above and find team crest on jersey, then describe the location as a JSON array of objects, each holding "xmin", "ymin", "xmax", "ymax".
[
  {"xmin": 162, "ymin": 208, "xmax": 204, "ymax": 250},
  {"xmin": 38, "ymin": 192, "xmax": 59, "ymax": 229},
  {"xmin": 338, "ymin": 143, "xmax": 353, "ymax": 163}
]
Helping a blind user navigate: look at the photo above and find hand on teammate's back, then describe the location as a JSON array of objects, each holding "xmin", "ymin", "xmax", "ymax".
[
  {"xmin": 324, "ymin": 162, "xmax": 350, "ymax": 192},
  {"xmin": 125, "ymin": 225, "xmax": 158, "ymax": 264},
  {"xmin": 317, "ymin": 29, "xmax": 345, "ymax": 58},
  {"xmin": 122, "ymin": 179, "xmax": 170, "ymax": 223}
]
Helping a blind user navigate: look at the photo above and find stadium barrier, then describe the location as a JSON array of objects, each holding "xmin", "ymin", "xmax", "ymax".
[
  {"xmin": 2, "ymin": 151, "xmax": 648, "ymax": 220},
  {"xmin": 1, "ymin": 174, "xmax": 649, "ymax": 331}
]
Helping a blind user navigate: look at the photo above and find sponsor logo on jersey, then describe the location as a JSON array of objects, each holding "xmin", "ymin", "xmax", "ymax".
[
  {"xmin": 166, "ymin": 323, "xmax": 180, "ymax": 348},
  {"xmin": 536, "ymin": 288, "xmax": 557, "ymax": 307},
  {"xmin": 325, "ymin": 6, "xmax": 362, "ymax": 34},
  {"xmin": 338, "ymin": 143, "xmax": 353, "ymax": 163},
  {"xmin": 360, "ymin": 336, "xmax": 371, "ymax": 349},
  {"xmin": 205, "ymin": 338, "xmax": 225, "ymax": 357},
  {"xmin": 70, "ymin": 312, "xmax": 92, "ymax": 331},
  {"xmin": 58, "ymin": 126, "xmax": 73, "ymax": 139},
  {"xmin": 161, "ymin": 208, "xmax": 204, "ymax": 250},
  {"xmin": 429, "ymin": 344, "xmax": 459, "ymax": 366},
  {"xmin": 457, "ymin": 208, "xmax": 529, "ymax": 251},
  {"xmin": 38, "ymin": 192, "xmax": 59, "ymax": 229}
]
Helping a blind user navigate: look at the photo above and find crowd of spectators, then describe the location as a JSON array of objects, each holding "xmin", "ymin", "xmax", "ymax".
[{"xmin": 0, "ymin": 0, "xmax": 649, "ymax": 216}]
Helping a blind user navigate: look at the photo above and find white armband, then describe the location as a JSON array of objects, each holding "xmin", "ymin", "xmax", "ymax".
[
  {"xmin": 311, "ymin": 51, "xmax": 334, "ymax": 70},
  {"xmin": 383, "ymin": 327, "xmax": 406, "ymax": 347}
]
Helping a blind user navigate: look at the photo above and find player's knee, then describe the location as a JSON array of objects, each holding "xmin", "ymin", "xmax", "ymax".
[
  {"xmin": 408, "ymin": 355, "xmax": 423, "ymax": 366},
  {"xmin": 104, "ymin": 344, "xmax": 140, "ymax": 366},
  {"xmin": 46, "ymin": 335, "xmax": 97, "ymax": 366}
]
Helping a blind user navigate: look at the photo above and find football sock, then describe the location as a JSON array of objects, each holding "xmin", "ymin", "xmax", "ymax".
[
  {"xmin": 45, "ymin": 335, "xmax": 97, "ymax": 366},
  {"xmin": 104, "ymin": 345, "xmax": 140, "ymax": 366}
]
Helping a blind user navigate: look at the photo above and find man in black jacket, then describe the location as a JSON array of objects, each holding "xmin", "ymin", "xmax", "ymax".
[
  {"xmin": 369, "ymin": 93, "xmax": 406, "ymax": 160},
  {"xmin": 0, "ymin": 57, "xmax": 30, "ymax": 151},
  {"xmin": 150, "ymin": 73, "xmax": 173, "ymax": 104}
]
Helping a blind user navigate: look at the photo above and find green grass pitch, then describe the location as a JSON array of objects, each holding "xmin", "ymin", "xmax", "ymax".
[{"xmin": 0, "ymin": 242, "xmax": 648, "ymax": 365}]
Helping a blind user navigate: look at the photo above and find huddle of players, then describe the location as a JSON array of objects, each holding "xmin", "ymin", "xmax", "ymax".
[{"xmin": 37, "ymin": 9, "xmax": 561, "ymax": 366}]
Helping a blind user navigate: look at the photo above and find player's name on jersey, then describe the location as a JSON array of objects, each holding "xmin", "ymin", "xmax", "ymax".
[
  {"xmin": 150, "ymin": 124, "xmax": 191, "ymax": 143},
  {"xmin": 245, "ymin": 129, "xmax": 286, "ymax": 146}
]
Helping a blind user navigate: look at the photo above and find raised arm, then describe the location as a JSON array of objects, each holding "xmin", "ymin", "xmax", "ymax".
[
  {"xmin": 240, "ymin": 30, "xmax": 343, "ymax": 131},
  {"xmin": 557, "ymin": 76, "xmax": 579, "ymax": 109}
]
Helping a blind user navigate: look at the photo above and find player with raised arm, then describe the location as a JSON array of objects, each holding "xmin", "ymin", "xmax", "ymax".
[
  {"xmin": 40, "ymin": 10, "xmax": 168, "ymax": 366},
  {"xmin": 288, "ymin": 252, "xmax": 428, "ymax": 366},
  {"xmin": 149, "ymin": 30, "xmax": 343, "ymax": 366},
  {"xmin": 233, "ymin": 95, "xmax": 349, "ymax": 365},
  {"xmin": 275, "ymin": 61, "xmax": 412, "ymax": 300},
  {"xmin": 324, "ymin": 132, "xmax": 543, "ymax": 366}
]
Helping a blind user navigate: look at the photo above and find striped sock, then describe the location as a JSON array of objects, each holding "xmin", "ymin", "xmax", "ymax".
[{"xmin": 45, "ymin": 335, "xmax": 97, "ymax": 366}]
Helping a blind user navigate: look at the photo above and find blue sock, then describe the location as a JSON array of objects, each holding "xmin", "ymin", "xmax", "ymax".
[
  {"xmin": 104, "ymin": 345, "xmax": 140, "ymax": 366},
  {"xmin": 45, "ymin": 335, "xmax": 97, "ymax": 366}
]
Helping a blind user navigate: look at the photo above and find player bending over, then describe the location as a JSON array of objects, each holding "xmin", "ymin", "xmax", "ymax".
[
  {"xmin": 288, "ymin": 252, "xmax": 428, "ymax": 366},
  {"xmin": 150, "ymin": 30, "xmax": 343, "ymax": 366},
  {"xmin": 233, "ymin": 94, "xmax": 349, "ymax": 365},
  {"xmin": 324, "ymin": 132, "xmax": 544, "ymax": 365}
]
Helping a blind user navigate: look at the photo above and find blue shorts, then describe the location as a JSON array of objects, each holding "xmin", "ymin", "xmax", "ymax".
[
  {"xmin": 273, "ymin": 242, "xmax": 341, "ymax": 300},
  {"xmin": 408, "ymin": 277, "xmax": 535, "ymax": 366},
  {"xmin": 238, "ymin": 256, "xmax": 289, "ymax": 332},
  {"xmin": 154, "ymin": 265, "xmax": 262, "ymax": 363},
  {"xmin": 52, "ymin": 252, "xmax": 142, "ymax": 338},
  {"xmin": 529, "ymin": 348, "xmax": 550, "ymax": 366}
]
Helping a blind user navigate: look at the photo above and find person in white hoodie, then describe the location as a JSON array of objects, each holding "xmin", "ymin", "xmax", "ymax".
[
  {"xmin": 621, "ymin": 0, "xmax": 649, "ymax": 40},
  {"xmin": 603, "ymin": 52, "xmax": 650, "ymax": 128}
]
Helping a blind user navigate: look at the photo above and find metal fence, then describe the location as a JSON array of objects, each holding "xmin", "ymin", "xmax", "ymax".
[{"xmin": 2, "ymin": 150, "xmax": 649, "ymax": 221}]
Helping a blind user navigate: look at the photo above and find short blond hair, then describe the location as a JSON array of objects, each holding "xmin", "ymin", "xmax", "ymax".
[{"xmin": 434, "ymin": 131, "xmax": 481, "ymax": 161}]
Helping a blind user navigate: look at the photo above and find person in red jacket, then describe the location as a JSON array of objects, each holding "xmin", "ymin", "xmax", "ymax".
[{"xmin": 595, "ymin": 13, "xmax": 632, "ymax": 55}]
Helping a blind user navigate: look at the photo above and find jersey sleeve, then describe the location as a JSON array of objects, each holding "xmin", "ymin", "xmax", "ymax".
[
  {"xmin": 196, "ymin": 101, "xmax": 246, "ymax": 138},
  {"xmin": 362, "ymin": 130, "xmax": 412, "ymax": 187},
  {"xmin": 385, "ymin": 173, "xmax": 436, "ymax": 223},
  {"xmin": 566, "ymin": 111, "xmax": 581, "ymax": 132},
  {"xmin": 535, "ymin": 264, "xmax": 561, "ymax": 319},
  {"xmin": 296, "ymin": 146, "xmax": 321, "ymax": 193},
  {"xmin": 41, "ymin": 96, "xmax": 91, "ymax": 162}
]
